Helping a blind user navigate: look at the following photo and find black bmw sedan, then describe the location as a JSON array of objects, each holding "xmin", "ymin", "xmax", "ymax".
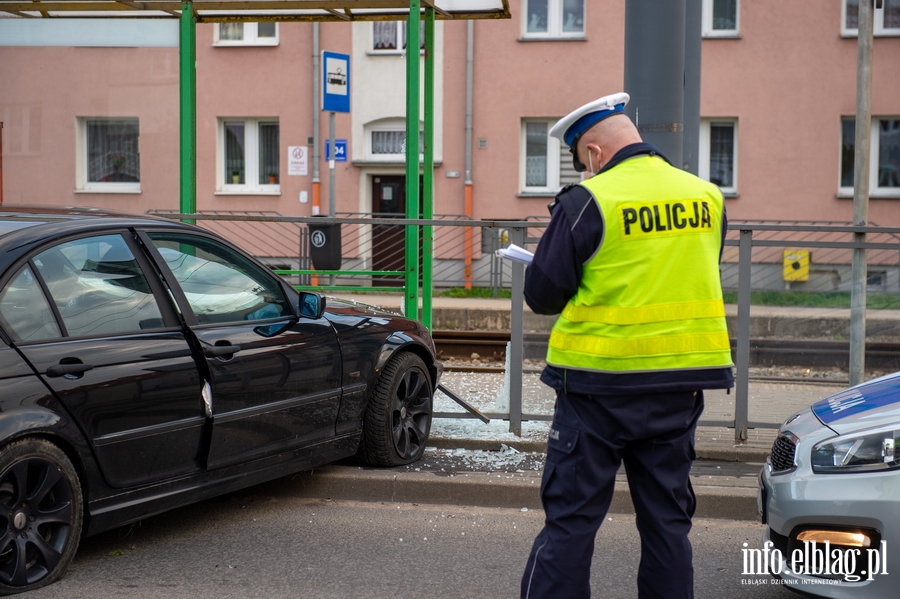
[{"xmin": 0, "ymin": 206, "xmax": 441, "ymax": 594}]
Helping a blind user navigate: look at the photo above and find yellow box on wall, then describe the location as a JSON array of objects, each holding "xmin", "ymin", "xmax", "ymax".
[{"xmin": 783, "ymin": 249, "xmax": 810, "ymax": 281}]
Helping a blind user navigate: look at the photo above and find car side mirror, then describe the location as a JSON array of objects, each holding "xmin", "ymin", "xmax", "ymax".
[{"xmin": 298, "ymin": 292, "xmax": 326, "ymax": 319}]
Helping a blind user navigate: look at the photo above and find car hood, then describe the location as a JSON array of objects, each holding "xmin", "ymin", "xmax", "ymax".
[
  {"xmin": 811, "ymin": 371, "xmax": 900, "ymax": 435},
  {"xmin": 323, "ymin": 296, "xmax": 403, "ymax": 318}
]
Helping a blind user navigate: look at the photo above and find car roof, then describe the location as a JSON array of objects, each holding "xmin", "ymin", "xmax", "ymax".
[
  {"xmin": 0, "ymin": 206, "xmax": 193, "ymax": 269},
  {"xmin": 0, "ymin": 204, "xmax": 164, "ymax": 226},
  {"xmin": 0, "ymin": 205, "xmax": 186, "ymax": 233}
]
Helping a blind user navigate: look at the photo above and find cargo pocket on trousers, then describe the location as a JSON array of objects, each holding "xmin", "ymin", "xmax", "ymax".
[{"xmin": 540, "ymin": 424, "xmax": 579, "ymax": 505}]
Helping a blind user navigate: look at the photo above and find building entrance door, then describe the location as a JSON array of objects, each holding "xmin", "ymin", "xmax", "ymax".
[{"xmin": 372, "ymin": 175, "xmax": 422, "ymax": 286}]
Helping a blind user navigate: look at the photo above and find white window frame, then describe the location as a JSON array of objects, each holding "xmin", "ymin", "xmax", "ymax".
[
  {"xmin": 699, "ymin": 118, "xmax": 738, "ymax": 195},
  {"xmin": 216, "ymin": 118, "xmax": 280, "ymax": 195},
  {"xmin": 365, "ymin": 119, "xmax": 424, "ymax": 162},
  {"xmin": 521, "ymin": 0, "xmax": 586, "ymax": 40},
  {"xmin": 370, "ymin": 21, "xmax": 426, "ymax": 54},
  {"xmin": 213, "ymin": 23, "xmax": 279, "ymax": 46},
  {"xmin": 838, "ymin": 116, "xmax": 900, "ymax": 199},
  {"xmin": 841, "ymin": 0, "xmax": 900, "ymax": 37},
  {"xmin": 75, "ymin": 117, "xmax": 141, "ymax": 194},
  {"xmin": 520, "ymin": 119, "xmax": 562, "ymax": 194},
  {"xmin": 702, "ymin": 0, "xmax": 740, "ymax": 38}
]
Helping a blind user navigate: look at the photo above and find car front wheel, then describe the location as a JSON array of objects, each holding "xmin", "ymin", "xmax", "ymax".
[
  {"xmin": 359, "ymin": 352, "xmax": 433, "ymax": 467},
  {"xmin": 0, "ymin": 439, "xmax": 83, "ymax": 595}
]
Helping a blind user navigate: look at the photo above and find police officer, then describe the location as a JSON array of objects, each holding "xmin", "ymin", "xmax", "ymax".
[{"xmin": 520, "ymin": 93, "xmax": 734, "ymax": 599}]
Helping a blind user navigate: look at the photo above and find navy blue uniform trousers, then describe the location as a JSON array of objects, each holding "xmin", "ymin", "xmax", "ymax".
[{"xmin": 521, "ymin": 390, "xmax": 704, "ymax": 599}]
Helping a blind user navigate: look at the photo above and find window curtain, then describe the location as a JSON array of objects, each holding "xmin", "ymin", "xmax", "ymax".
[
  {"xmin": 87, "ymin": 119, "xmax": 139, "ymax": 183},
  {"xmin": 878, "ymin": 119, "xmax": 900, "ymax": 188},
  {"xmin": 219, "ymin": 23, "xmax": 244, "ymax": 41},
  {"xmin": 525, "ymin": 122, "xmax": 548, "ymax": 187},
  {"xmin": 846, "ymin": 0, "xmax": 860, "ymax": 28},
  {"xmin": 886, "ymin": 0, "xmax": 900, "ymax": 29},
  {"xmin": 259, "ymin": 123, "xmax": 279, "ymax": 184},
  {"xmin": 372, "ymin": 131, "xmax": 404, "ymax": 154},
  {"xmin": 841, "ymin": 120, "xmax": 855, "ymax": 188},
  {"xmin": 526, "ymin": 0, "xmax": 548, "ymax": 33},
  {"xmin": 374, "ymin": 22, "xmax": 397, "ymax": 49},
  {"xmin": 562, "ymin": 0, "xmax": 584, "ymax": 33},
  {"xmin": 371, "ymin": 130, "xmax": 424, "ymax": 155},
  {"xmin": 709, "ymin": 123, "xmax": 734, "ymax": 187},
  {"xmin": 225, "ymin": 122, "xmax": 245, "ymax": 184},
  {"xmin": 712, "ymin": 0, "xmax": 737, "ymax": 30},
  {"xmin": 401, "ymin": 21, "xmax": 426, "ymax": 49}
]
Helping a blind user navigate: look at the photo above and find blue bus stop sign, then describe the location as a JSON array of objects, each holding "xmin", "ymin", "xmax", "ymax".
[{"xmin": 322, "ymin": 51, "xmax": 350, "ymax": 113}]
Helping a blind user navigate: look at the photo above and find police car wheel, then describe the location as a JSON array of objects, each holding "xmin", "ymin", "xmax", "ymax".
[{"xmin": 357, "ymin": 352, "xmax": 433, "ymax": 467}]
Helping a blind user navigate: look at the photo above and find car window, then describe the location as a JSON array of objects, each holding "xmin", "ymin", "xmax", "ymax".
[
  {"xmin": 33, "ymin": 234, "xmax": 165, "ymax": 337},
  {"xmin": 0, "ymin": 265, "xmax": 62, "ymax": 342},
  {"xmin": 147, "ymin": 233, "xmax": 289, "ymax": 325}
]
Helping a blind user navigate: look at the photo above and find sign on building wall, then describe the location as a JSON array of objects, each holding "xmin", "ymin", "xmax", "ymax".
[
  {"xmin": 288, "ymin": 146, "xmax": 308, "ymax": 176},
  {"xmin": 325, "ymin": 139, "xmax": 348, "ymax": 162}
]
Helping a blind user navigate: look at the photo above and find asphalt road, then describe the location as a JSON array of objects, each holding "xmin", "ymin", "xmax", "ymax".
[{"xmin": 24, "ymin": 474, "xmax": 797, "ymax": 599}]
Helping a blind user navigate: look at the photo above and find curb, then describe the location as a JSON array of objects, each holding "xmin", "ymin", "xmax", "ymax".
[
  {"xmin": 430, "ymin": 436, "xmax": 771, "ymax": 464},
  {"xmin": 287, "ymin": 464, "xmax": 761, "ymax": 522}
]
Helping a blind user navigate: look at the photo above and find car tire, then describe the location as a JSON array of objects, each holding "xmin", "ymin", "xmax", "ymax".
[
  {"xmin": 358, "ymin": 352, "xmax": 433, "ymax": 467},
  {"xmin": 0, "ymin": 439, "xmax": 83, "ymax": 596}
]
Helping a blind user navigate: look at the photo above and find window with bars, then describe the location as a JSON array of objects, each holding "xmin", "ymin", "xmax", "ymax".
[
  {"xmin": 702, "ymin": 0, "xmax": 739, "ymax": 37},
  {"xmin": 220, "ymin": 119, "xmax": 279, "ymax": 191},
  {"xmin": 699, "ymin": 119, "xmax": 737, "ymax": 194},
  {"xmin": 77, "ymin": 117, "xmax": 140, "ymax": 192},
  {"xmin": 522, "ymin": 0, "xmax": 585, "ymax": 39},
  {"xmin": 840, "ymin": 117, "xmax": 900, "ymax": 196},
  {"xmin": 372, "ymin": 21, "xmax": 426, "ymax": 52},
  {"xmin": 214, "ymin": 23, "xmax": 278, "ymax": 46},
  {"xmin": 843, "ymin": 0, "xmax": 900, "ymax": 36}
]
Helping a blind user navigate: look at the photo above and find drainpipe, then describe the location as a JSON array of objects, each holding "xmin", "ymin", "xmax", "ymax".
[
  {"xmin": 312, "ymin": 23, "xmax": 321, "ymax": 216},
  {"xmin": 463, "ymin": 20, "xmax": 474, "ymax": 289}
]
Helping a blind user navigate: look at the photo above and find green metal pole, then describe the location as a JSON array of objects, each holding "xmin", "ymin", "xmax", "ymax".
[
  {"xmin": 404, "ymin": 0, "xmax": 421, "ymax": 321},
  {"xmin": 422, "ymin": 7, "xmax": 435, "ymax": 330},
  {"xmin": 179, "ymin": 1, "xmax": 197, "ymax": 222}
]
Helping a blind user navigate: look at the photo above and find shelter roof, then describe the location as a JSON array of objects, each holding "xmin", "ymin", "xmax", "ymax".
[{"xmin": 0, "ymin": 0, "xmax": 510, "ymax": 22}]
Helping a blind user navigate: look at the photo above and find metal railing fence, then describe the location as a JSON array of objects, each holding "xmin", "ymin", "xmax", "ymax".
[{"xmin": 151, "ymin": 211, "xmax": 900, "ymax": 442}]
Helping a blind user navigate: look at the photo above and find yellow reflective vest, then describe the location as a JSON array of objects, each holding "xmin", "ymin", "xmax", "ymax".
[{"xmin": 546, "ymin": 154, "xmax": 734, "ymax": 373}]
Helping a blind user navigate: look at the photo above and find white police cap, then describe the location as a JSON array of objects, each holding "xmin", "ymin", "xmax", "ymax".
[{"xmin": 549, "ymin": 92, "xmax": 630, "ymax": 148}]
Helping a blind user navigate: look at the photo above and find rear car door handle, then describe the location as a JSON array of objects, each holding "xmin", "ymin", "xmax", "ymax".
[
  {"xmin": 46, "ymin": 363, "xmax": 94, "ymax": 378},
  {"xmin": 204, "ymin": 345, "xmax": 242, "ymax": 358}
]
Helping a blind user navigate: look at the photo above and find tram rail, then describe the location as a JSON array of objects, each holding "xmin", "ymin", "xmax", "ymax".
[{"xmin": 433, "ymin": 330, "xmax": 900, "ymax": 374}]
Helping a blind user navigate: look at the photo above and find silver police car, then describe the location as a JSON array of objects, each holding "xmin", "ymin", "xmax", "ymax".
[{"xmin": 758, "ymin": 371, "xmax": 900, "ymax": 597}]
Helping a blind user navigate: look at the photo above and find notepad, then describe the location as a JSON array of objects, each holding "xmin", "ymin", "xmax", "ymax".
[{"xmin": 496, "ymin": 244, "xmax": 534, "ymax": 265}]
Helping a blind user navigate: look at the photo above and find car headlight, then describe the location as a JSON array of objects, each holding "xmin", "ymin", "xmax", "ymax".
[{"xmin": 812, "ymin": 425, "xmax": 900, "ymax": 473}]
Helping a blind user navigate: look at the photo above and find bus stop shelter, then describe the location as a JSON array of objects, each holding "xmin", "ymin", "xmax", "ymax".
[{"xmin": 0, "ymin": 0, "xmax": 512, "ymax": 322}]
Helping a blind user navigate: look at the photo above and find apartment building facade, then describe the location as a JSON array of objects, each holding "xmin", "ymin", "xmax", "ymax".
[{"xmin": 1, "ymin": 0, "xmax": 898, "ymax": 227}]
